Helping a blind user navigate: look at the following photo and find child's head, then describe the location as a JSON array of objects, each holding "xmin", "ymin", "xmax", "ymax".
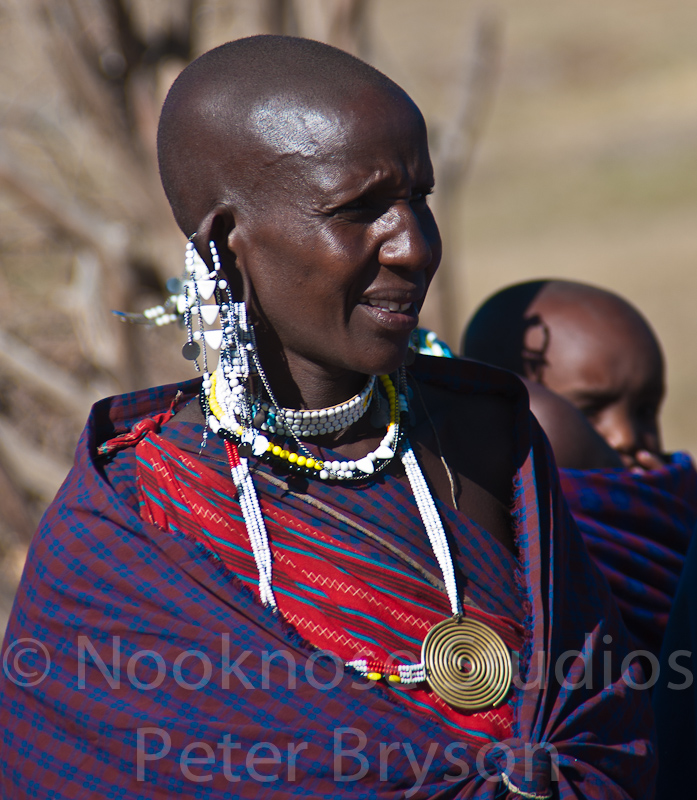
[{"xmin": 462, "ymin": 280, "xmax": 665, "ymax": 467}]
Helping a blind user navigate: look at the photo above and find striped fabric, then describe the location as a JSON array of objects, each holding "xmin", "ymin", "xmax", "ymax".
[
  {"xmin": 136, "ymin": 430, "xmax": 524, "ymax": 743},
  {"xmin": 0, "ymin": 356, "xmax": 656, "ymax": 798}
]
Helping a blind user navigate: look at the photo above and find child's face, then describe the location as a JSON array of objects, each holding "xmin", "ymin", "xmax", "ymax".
[{"xmin": 525, "ymin": 296, "xmax": 664, "ymax": 469}]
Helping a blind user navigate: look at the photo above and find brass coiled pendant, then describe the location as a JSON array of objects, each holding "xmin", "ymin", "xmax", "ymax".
[{"xmin": 421, "ymin": 616, "xmax": 512, "ymax": 711}]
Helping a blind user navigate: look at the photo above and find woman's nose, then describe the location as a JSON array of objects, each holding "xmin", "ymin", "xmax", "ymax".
[
  {"xmin": 378, "ymin": 203, "xmax": 439, "ymax": 273},
  {"xmin": 600, "ymin": 410, "xmax": 642, "ymax": 457}
]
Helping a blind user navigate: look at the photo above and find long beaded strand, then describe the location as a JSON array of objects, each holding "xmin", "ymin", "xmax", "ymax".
[
  {"xmin": 400, "ymin": 442, "xmax": 462, "ymax": 619},
  {"xmin": 218, "ymin": 394, "xmax": 463, "ymax": 687},
  {"xmin": 224, "ymin": 439, "xmax": 277, "ymax": 609},
  {"xmin": 346, "ymin": 440, "xmax": 461, "ymax": 685}
]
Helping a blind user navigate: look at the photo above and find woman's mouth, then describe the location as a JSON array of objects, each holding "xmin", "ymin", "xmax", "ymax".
[
  {"xmin": 358, "ymin": 296, "xmax": 419, "ymax": 331},
  {"xmin": 363, "ymin": 299, "xmax": 413, "ymax": 313}
]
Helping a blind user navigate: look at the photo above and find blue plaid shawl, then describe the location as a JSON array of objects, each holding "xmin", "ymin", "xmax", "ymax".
[
  {"xmin": 560, "ymin": 455, "xmax": 697, "ymax": 661},
  {"xmin": 653, "ymin": 530, "xmax": 697, "ymax": 797},
  {"xmin": 0, "ymin": 357, "xmax": 655, "ymax": 798}
]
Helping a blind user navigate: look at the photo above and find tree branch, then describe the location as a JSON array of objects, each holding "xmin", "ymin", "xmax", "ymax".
[
  {"xmin": 421, "ymin": 8, "xmax": 503, "ymax": 345},
  {"xmin": 0, "ymin": 328, "xmax": 108, "ymax": 415},
  {"xmin": 434, "ymin": 9, "xmax": 502, "ymax": 187},
  {"xmin": 0, "ymin": 144, "xmax": 128, "ymax": 263},
  {"xmin": 0, "ymin": 417, "xmax": 72, "ymax": 504}
]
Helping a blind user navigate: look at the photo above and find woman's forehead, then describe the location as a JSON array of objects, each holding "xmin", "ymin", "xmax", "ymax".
[
  {"xmin": 247, "ymin": 88, "xmax": 424, "ymax": 155},
  {"xmin": 243, "ymin": 92, "xmax": 430, "ymax": 190},
  {"xmin": 249, "ymin": 99, "xmax": 347, "ymax": 158}
]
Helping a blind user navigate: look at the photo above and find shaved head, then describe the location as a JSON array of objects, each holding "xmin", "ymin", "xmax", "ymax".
[
  {"xmin": 463, "ymin": 280, "xmax": 665, "ymax": 463},
  {"xmin": 460, "ymin": 280, "xmax": 548, "ymax": 376},
  {"xmin": 157, "ymin": 35, "xmax": 414, "ymax": 237},
  {"xmin": 462, "ymin": 280, "xmax": 662, "ymax": 380},
  {"xmin": 157, "ymin": 34, "xmax": 438, "ymax": 397}
]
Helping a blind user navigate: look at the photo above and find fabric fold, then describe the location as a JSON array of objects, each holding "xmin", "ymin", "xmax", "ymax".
[{"xmin": 561, "ymin": 453, "xmax": 697, "ymax": 659}]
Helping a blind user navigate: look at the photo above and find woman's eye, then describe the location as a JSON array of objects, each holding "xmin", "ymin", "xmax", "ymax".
[
  {"xmin": 577, "ymin": 401, "xmax": 608, "ymax": 420},
  {"xmin": 332, "ymin": 188, "xmax": 433, "ymax": 218},
  {"xmin": 332, "ymin": 197, "xmax": 383, "ymax": 220},
  {"xmin": 340, "ymin": 199, "xmax": 370, "ymax": 211},
  {"xmin": 411, "ymin": 189, "xmax": 433, "ymax": 204}
]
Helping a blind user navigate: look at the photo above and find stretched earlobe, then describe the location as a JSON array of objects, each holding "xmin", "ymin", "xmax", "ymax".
[
  {"xmin": 193, "ymin": 203, "xmax": 245, "ymax": 300},
  {"xmin": 193, "ymin": 204, "xmax": 235, "ymax": 266}
]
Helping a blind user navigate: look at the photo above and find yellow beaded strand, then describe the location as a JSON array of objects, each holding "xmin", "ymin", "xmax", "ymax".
[
  {"xmin": 208, "ymin": 371, "xmax": 244, "ymax": 436},
  {"xmin": 208, "ymin": 370, "xmax": 224, "ymax": 421},
  {"xmin": 379, "ymin": 373, "xmax": 399, "ymax": 443}
]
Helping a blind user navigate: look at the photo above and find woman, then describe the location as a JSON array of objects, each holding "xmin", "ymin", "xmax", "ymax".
[{"xmin": 0, "ymin": 36, "xmax": 654, "ymax": 798}]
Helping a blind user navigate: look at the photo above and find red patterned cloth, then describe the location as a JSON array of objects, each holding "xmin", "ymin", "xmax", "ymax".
[{"xmin": 136, "ymin": 431, "xmax": 524, "ymax": 743}]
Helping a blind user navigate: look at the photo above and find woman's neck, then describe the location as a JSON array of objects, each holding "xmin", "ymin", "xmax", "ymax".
[{"xmin": 253, "ymin": 344, "xmax": 372, "ymax": 411}]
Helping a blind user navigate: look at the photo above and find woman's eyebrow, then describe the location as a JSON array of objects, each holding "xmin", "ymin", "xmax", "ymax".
[{"xmin": 566, "ymin": 389, "xmax": 618, "ymax": 405}]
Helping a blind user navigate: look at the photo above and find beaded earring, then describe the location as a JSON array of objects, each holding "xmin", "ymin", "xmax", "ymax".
[
  {"xmin": 181, "ymin": 238, "xmax": 226, "ymax": 368},
  {"xmin": 182, "ymin": 237, "xmax": 267, "ymax": 459},
  {"xmin": 179, "ymin": 237, "xmax": 261, "ymax": 453}
]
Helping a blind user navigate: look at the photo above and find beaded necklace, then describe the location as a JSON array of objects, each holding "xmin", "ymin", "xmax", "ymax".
[
  {"xmin": 207, "ymin": 369, "xmax": 402, "ymax": 481},
  {"xmin": 206, "ymin": 364, "xmax": 458, "ymax": 607},
  {"xmin": 253, "ymin": 375, "xmax": 376, "ymax": 438}
]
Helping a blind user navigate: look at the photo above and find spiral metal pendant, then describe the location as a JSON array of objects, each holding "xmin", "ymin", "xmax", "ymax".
[{"xmin": 421, "ymin": 616, "xmax": 512, "ymax": 711}]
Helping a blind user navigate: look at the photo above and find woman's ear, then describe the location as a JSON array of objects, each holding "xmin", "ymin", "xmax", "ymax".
[{"xmin": 193, "ymin": 203, "xmax": 245, "ymax": 301}]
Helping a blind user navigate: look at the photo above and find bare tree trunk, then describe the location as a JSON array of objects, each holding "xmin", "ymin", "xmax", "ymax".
[
  {"xmin": 0, "ymin": 457, "xmax": 36, "ymax": 544},
  {"xmin": 292, "ymin": 0, "xmax": 369, "ymax": 55},
  {"xmin": 419, "ymin": 9, "xmax": 502, "ymax": 346}
]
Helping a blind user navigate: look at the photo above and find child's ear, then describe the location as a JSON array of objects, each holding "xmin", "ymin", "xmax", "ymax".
[{"xmin": 521, "ymin": 315, "xmax": 550, "ymax": 382}]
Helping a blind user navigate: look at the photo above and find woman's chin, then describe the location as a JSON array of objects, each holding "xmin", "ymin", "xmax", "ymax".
[{"xmin": 352, "ymin": 344, "xmax": 411, "ymax": 377}]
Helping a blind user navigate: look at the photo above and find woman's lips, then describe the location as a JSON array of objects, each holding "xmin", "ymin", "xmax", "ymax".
[{"xmin": 358, "ymin": 297, "xmax": 418, "ymax": 330}]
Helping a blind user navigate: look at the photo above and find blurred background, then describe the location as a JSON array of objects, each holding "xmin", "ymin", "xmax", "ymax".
[{"xmin": 1, "ymin": 0, "xmax": 696, "ymax": 637}]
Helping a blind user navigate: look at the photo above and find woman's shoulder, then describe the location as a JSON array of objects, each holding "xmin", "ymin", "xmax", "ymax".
[
  {"xmin": 88, "ymin": 378, "xmax": 202, "ymax": 448},
  {"xmin": 409, "ymin": 353, "xmax": 528, "ymax": 405},
  {"xmin": 408, "ymin": 354, "xmax": 528, "ymax": 444},
  {"xmin": 408, "ymin": 355, "xmax": 530, "ymax": 524}
]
